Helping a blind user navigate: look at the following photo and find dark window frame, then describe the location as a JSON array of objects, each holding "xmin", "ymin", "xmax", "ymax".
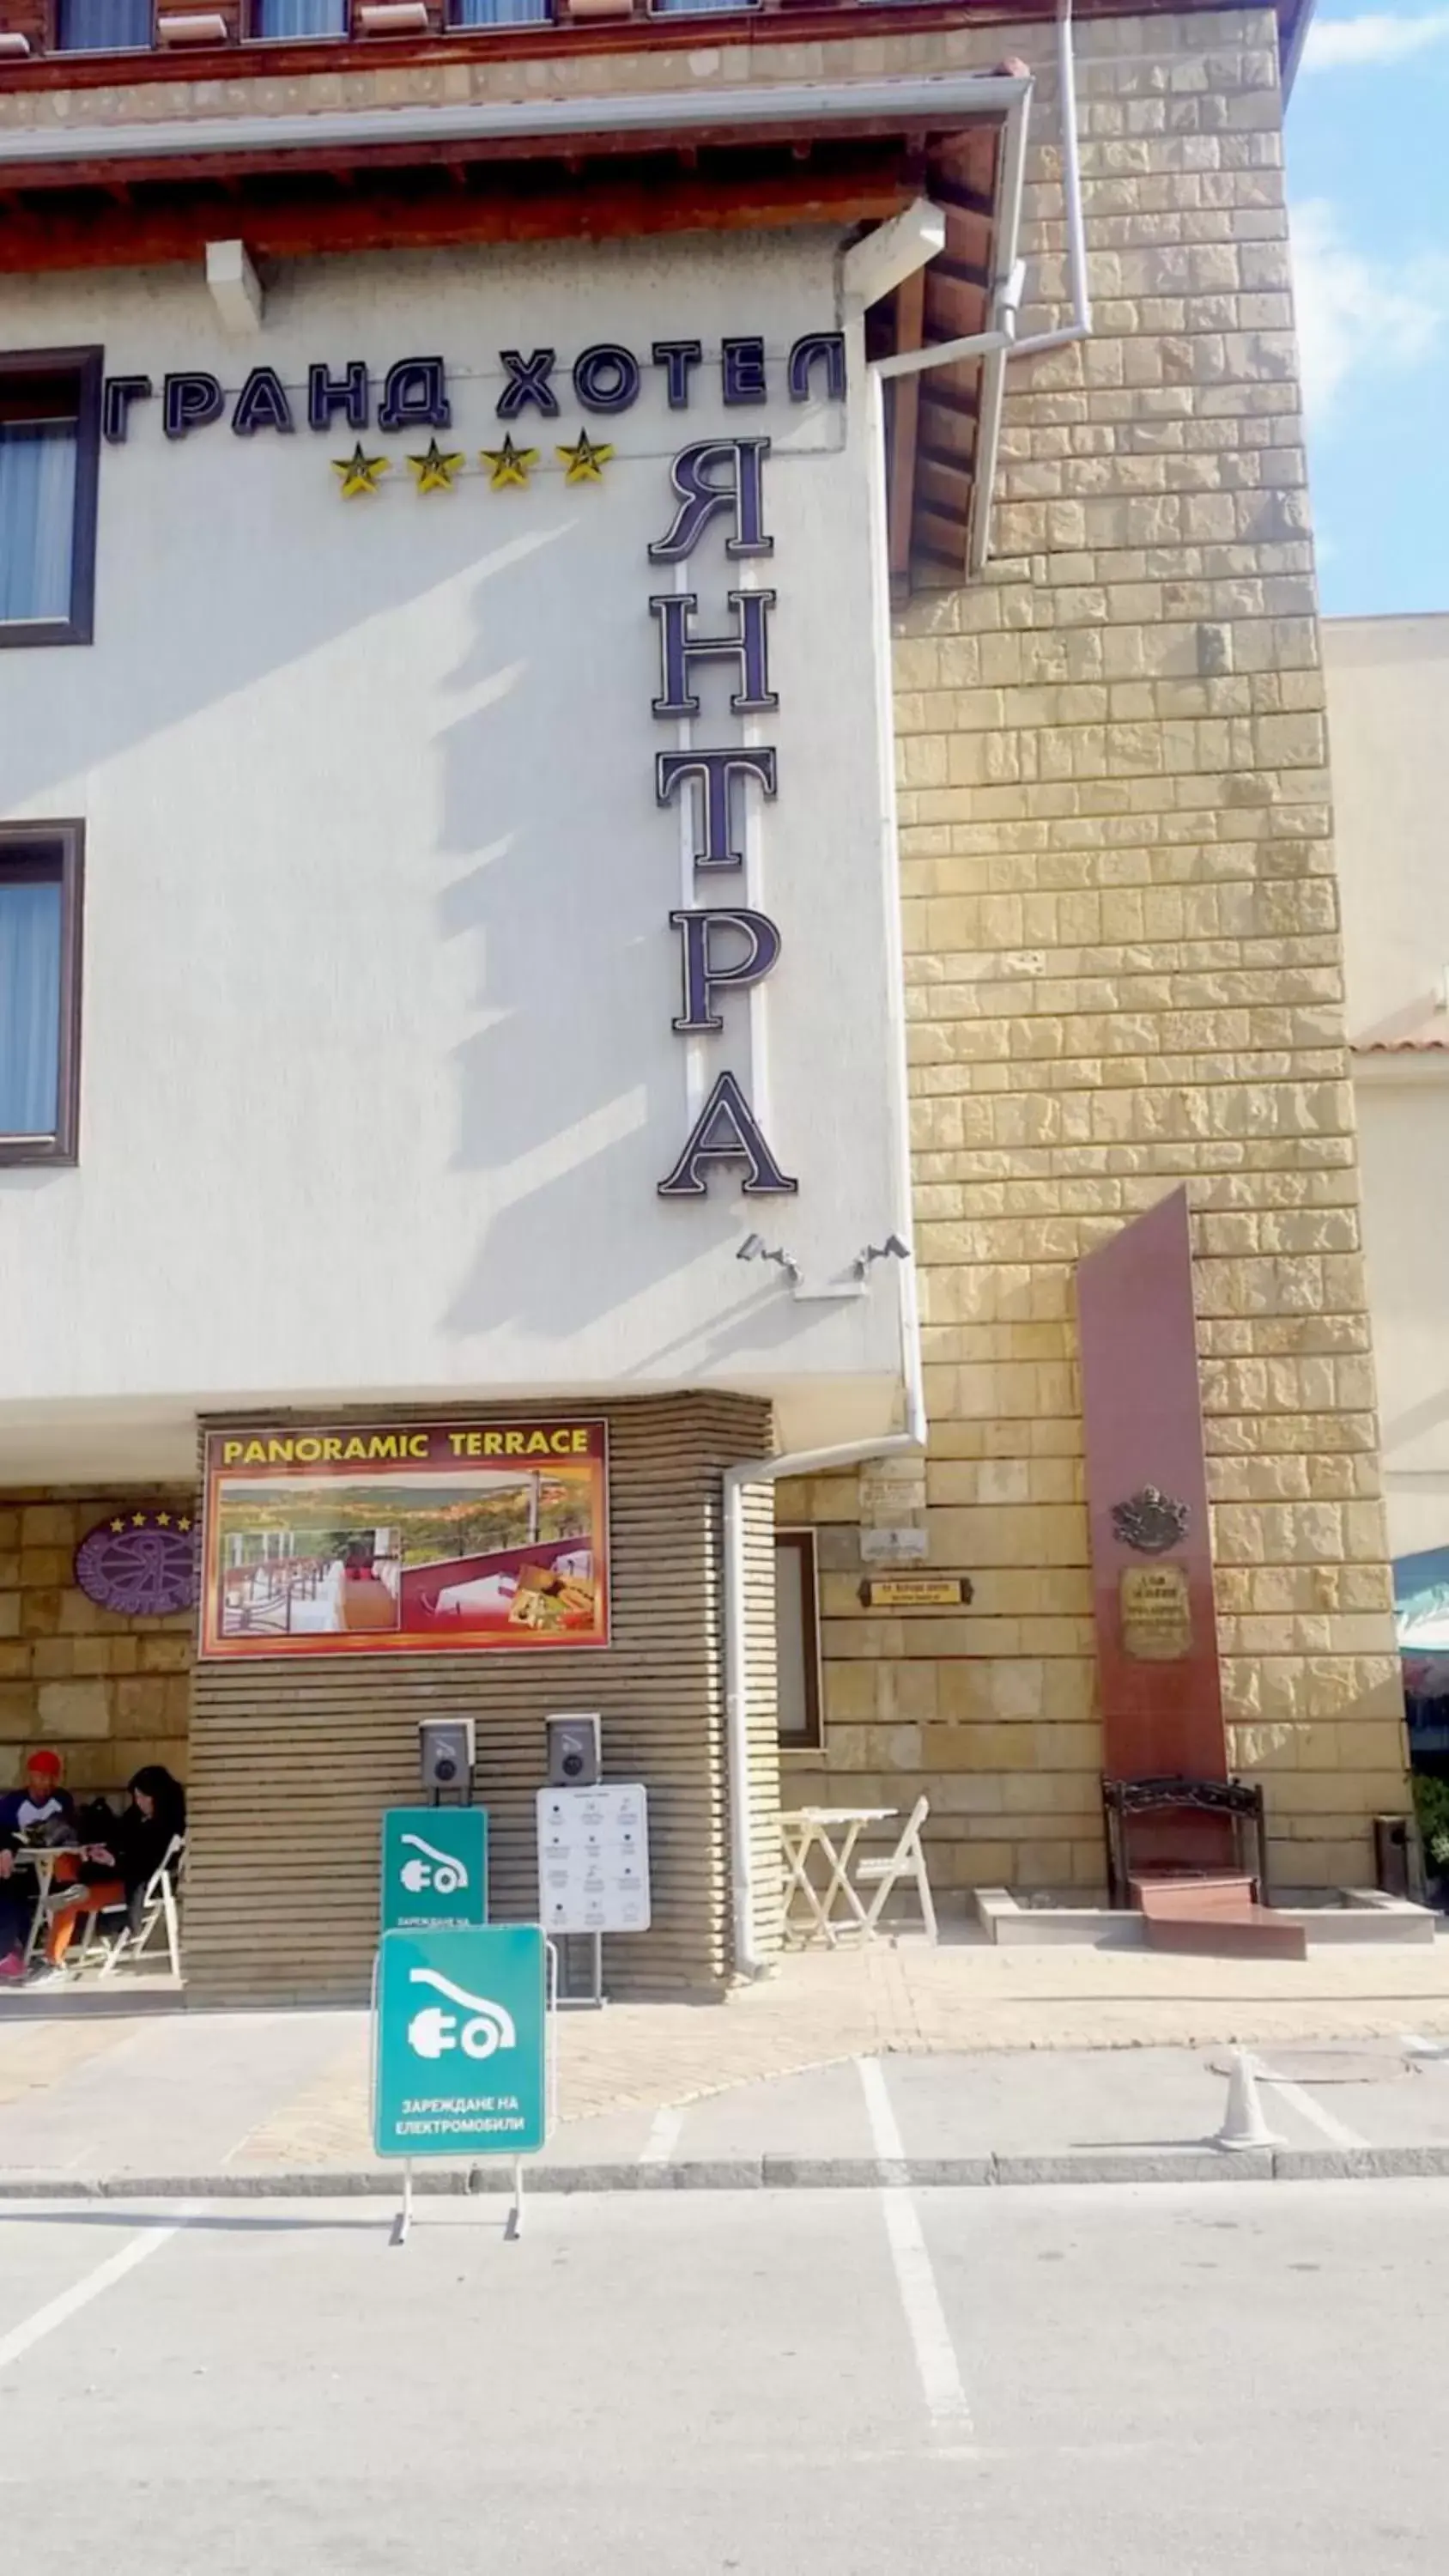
[
  {"xmin": 50, "ymin": 0, "xmax": 155, "ymax": 52},
  {"xmin": 246, "ymin": 0, "xmax": 349, "ymax": 40},
  {"xmin": 0, "ymin": 346, "xmax": 103, "ymax": 649},
  {"xmin": 775, "ymin": 1528, "xmax": 823, "ymax": 1749},
  {"xmin": 0, "ymin": 822, "xmax": 85, "ymax": 1167},
  {"xmin": 445, "ymin": 0, "xmax": 552, "ymax": 26}
]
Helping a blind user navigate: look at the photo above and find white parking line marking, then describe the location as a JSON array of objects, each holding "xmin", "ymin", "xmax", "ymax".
[
  {"xmin": 1267, "ymin": 2079, "xmax": 1366, "ymax": 2150},
  {"xmin": 858, "ymin": 2058, "xmax": 973, "ymax": 2433},
  {"xmin": 640, "ymin": 2105, "xmax": 682, "ymax": 2166},
  {"xmin": 0, "ymin": 2221, "xmax": 180, "ymax": 2372},
  {"xmin": 858, "ymin": 2053, "xmax": 908, "ymax": 2182}
]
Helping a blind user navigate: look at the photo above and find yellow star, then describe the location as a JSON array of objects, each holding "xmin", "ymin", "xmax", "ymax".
[
  {"xmin": 407, "ymin": 439, "xmax": 465, "ymax": 495},
  {"xmin": 156, "ymin": 1512, "xmax": 172, "ymax": 1527},
  {"xmin": 110, "ymin": 1518, "xmax": 125, "ymax": 1534},
  {"xmin": 132, "ymin": 1512, "xmax": 146, "ymax": 1527},
  {"xmin": 556, "ymin": 431, "xmax": 614, "ymax": 486},
  {"xmin": 332, "ymin": 444, "xmax": 390, "ymax": 500},
  {"xmin": 481, "ymin": 436, "xmax": 538, "ymax": 491},
  {"xmin": 178, "ymin": 1517, "xmax": 192, "ymax": 1534}
]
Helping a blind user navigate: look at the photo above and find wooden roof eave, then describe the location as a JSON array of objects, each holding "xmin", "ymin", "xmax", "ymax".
[{"xmin": 877, "ymin": 114, "xmax": 1001, "ymax": 604}]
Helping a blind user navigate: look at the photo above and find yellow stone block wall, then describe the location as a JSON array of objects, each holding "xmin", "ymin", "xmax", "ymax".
[
  {"xmin": 783, "ymin": 4, "xmax": 1411, "ymax": 1900},
  {"xmin": 0, "ymin": 1492, "xmax": 196, "ymax": 1799}
]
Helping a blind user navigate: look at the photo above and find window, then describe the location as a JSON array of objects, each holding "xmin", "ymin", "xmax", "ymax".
[
  {"xmin": 0, "ymin": 826, "xmax": 84, "ymax": 1165},
  {"xmin": 54, "ymin": 0, "xmax": 152, "ymax": 46},
  {"xmin": 775, "ymin": 1531, "xmax": 822, "ymax": 1747},
  {"xmin": 252, "ymin": 0, "xmax": 346, "ymax": 34},
  {"xmin": 0, "ymin": 349, "xmax": 102, "ymax": 648},
  {"xmin": 449, "ymin": 0, "xmax": 549, "ymax": 21}
]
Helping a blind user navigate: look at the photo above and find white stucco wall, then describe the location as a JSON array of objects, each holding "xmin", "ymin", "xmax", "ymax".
[
  {"xmin": 1353, "ymin": 1083, "xmax": 1449, "ymax": 1558},
  {"xmin": 0, "ymin": 234, "xmax": 908, "ymax": 1477},
  {"xmin": 1326, "ymin": 613, "xmax": 1449, "ymax": 1562},
  {"xmin": 1330, "ymin": 614, "xmax": 1449, "ymax": 1039}
]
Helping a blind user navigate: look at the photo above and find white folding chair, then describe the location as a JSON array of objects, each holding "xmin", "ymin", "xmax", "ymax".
[
  {"xmin": 80, "ymin": 1834, "xmax": 186, "ymax": 1979},
  {"xmin": 852, "ymin": 1796, "xmax": 937, "ymax": 1941}
]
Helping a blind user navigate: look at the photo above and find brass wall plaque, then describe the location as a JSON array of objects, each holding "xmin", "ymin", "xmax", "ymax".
[
  {"xmin": 858, "ymin": 1576, "xmax": 973, "ymax": 1609},
  {"xmin": 1119, "ymin": 1563, "xmax": 1191, "ymax": 1662}
]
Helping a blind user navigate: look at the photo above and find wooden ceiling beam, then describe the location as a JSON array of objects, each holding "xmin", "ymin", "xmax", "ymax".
[
  {"xmin": 0, "ymin": 161, "xmax": 913, "ymax": 271},
  {"xmin": 3, "ymin": 115, "xmax": 953, "ymax": 195},
  {"xmin": 925, "ymin": 178, "xmax": 995, "ymax": 222}
]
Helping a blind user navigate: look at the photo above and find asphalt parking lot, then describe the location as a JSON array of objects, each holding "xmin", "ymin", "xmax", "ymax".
[{"xmin": 2, "ymin": 2179, "xmax": 1443, "ymax": 2574}]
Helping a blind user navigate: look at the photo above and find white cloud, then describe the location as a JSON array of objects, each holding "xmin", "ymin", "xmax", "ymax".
[
  {"xmin": 1302, "ymin": 8, "xmax": 1449, "ymax": 67},
  {"xmin": 1290, "ymin": 198, "xmax": 1449, "ymax": 417}
]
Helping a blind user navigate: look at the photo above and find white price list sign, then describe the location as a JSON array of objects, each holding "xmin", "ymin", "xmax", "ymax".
[{"xmin": 536, "ymin": 1783, "xmax": 652, "ymax": 1935}]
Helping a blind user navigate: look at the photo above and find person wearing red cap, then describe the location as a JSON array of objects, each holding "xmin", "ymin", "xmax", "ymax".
[{"xmin": 0, "ymin": 1751, "xmax": 77, "ymax": 1981}]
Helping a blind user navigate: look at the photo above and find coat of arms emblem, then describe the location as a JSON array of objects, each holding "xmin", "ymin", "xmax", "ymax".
[{"xmin": 1111, "ymin": 1486, "xmax": 1190, "ymax": 1555}]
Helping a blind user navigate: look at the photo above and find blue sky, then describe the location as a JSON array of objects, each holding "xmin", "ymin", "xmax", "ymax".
[{"xmin": 1288, "ymin": 3, "xmax": 1449, "ymax": 614}]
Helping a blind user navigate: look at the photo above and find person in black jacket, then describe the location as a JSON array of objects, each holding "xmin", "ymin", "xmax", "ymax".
[{"xmin": 37, "ymin": 1766, "xmax": 186, "ymax": 1979}]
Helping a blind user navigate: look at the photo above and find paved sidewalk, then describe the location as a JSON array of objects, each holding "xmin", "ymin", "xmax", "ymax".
[{"xmin": 3, "ymin": 1933, "xmax": 1449, "ymax": 2191}]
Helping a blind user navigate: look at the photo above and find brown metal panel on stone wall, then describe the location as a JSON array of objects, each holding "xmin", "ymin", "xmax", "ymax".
[
  {"xmin": 1076, "ymin": 1185, "xmax": 1227, "ymax": 1783},
  {"xmin": 183, "ymin": 1392, "xmax": 774, "ymax": 2006}
]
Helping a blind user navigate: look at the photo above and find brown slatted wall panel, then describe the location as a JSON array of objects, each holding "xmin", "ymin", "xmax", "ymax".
[
  {"xmin": 184, "ymin": 1393, "xmax": 773, "ymax": 2006},
  {"xmin": 743, "ymin": 1479, "xmax": 784, "ymax": 1955}
]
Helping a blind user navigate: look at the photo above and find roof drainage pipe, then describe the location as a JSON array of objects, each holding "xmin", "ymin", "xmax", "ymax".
[
  {"xmin": 721, "ymin": 1290, "xmax": 927, "ymax": 1984},
  {"xmin": 719, "ymin": 205, "xmax": 942, "ymax": 1986},
  {"xmin": 869, "ymin": 0, "xmax": 1094, "ymax": 574},
  {"xmin": 722, "ymin": 3, "xmax": 1094, "ymax": 1976}
]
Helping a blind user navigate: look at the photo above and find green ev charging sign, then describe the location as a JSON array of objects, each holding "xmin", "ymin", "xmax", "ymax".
[
  {"xmin": 373, "ymin": 1925, "xmax": 548, "ymax": 2159},
  {"xmin": 380, "ymin": 1807, "xmax": 488, "ymax": 1931}
]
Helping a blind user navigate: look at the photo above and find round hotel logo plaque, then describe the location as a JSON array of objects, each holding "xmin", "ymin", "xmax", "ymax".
[{"xmin": 75, "ymin": 1510, "xmax": 197, "ymax": 1619}]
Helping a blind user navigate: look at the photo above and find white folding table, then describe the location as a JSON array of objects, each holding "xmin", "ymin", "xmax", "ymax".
[{"xmin": 779, "ymin": 1806, "xmax": 898, "ymax": 1946}]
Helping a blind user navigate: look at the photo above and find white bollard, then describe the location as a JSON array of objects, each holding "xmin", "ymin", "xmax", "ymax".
[{"xmin": 1214, "ymin": 2047, "xmax": 1284, "ymax": 2151}]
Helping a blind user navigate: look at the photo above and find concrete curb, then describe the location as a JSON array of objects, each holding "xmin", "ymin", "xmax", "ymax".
[
  {"xmin": 1270, "ymin": 2145, "xmax": 1449, "ymax": 2180},
  {"xmin": 991, "ymin": 2148, "xmax": 1276, "ymax": 2185},
  {"xmin": 5, "ymin": 2145, "xmax": 1449, "ymax": 2198}
]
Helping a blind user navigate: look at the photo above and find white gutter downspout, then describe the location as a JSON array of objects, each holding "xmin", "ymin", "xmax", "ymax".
[
  {"xmin": 722, "ymin": 1287, "xmax": 925, "ymax": 1978},
  {"xmin": 870, "ymin": 0, "xmax": 1094, "ymax": 575},
  {"xmin": 721, "ymin": 212, "xmax": 938, "ymax": 1980},
  {"xmin": 720, "ymin": 4, "xmax": 1094, "ymax": 1971},
  {"xmin": 971, "ymin": 0, "xmax": 1093, "ymax": 573}
]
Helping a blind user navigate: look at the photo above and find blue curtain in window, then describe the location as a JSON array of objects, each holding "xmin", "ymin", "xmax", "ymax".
[
  {"xmin": 451, "ymin": 0, "xmax": 549, "ymax": 22},
  {"xmin": 0, "ymin": 425, "xmax": 76, "ymax": 628},
  {"xmin": 56, "ymin": 0, "xmax": 151, "ymax": 46},
  {"xmin": 255, "ymin": 0, "xmax": 346, "ymax": 33},
  {"xmin": 0, "ymin": 882, "xmax": 62, "ymax": 1139}
]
